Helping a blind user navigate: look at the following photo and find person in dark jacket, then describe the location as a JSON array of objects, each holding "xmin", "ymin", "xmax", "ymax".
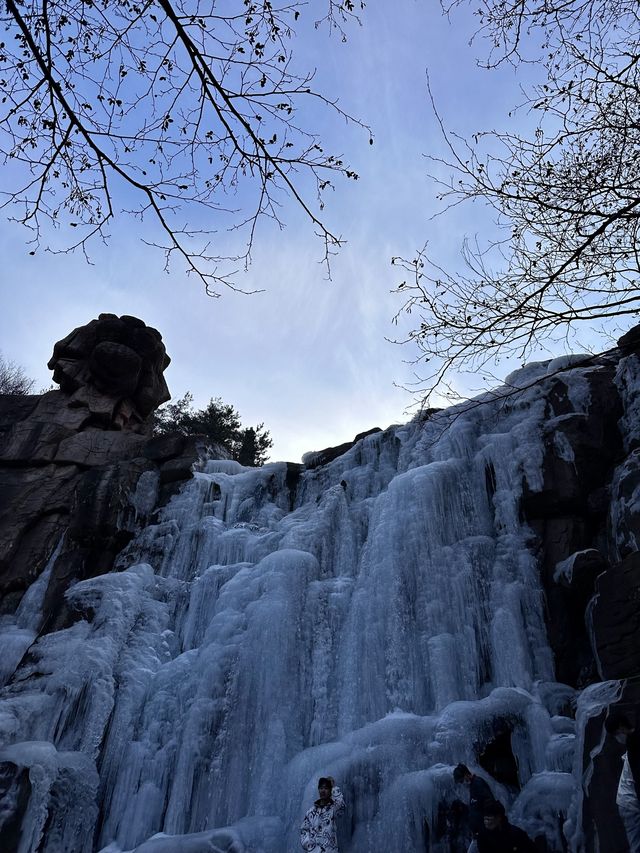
[
  {"xmin": 477, "ymin": 800, "xmax": 536, "ymax": 853},
  {"xmin": 453, "ymin": 763, "xmax": 497, "ymax": 852}
]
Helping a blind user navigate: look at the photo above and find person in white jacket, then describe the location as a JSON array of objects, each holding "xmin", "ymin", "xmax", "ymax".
[{"xmin": 300, "ymin": 776, "xmax": 345, "ymax": 853}]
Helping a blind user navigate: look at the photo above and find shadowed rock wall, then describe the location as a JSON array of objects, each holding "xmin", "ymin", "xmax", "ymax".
[{"xmin": 517, "ymin": 333, "xmax": 640, "ymax": 853}]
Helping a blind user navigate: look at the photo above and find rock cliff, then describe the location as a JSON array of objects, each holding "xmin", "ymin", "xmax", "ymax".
[
  {"xmin": 0, "ymin": 314, "xmax": 213, "ymax": 630},
  {"xmin": 505, "ymin": 342, "xmax": 640, "ymax": 852}
]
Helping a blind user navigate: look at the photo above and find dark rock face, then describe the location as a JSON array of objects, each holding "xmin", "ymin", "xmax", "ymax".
[
  {"xmin": 522, "ymin": 370, "xmax": 622, "ymax": 519},
  {"xmin": 617, "ymin": 325, "xmax": 640, "ymax": 354},
  {"xmin": 521, "ymin": 349, "xmax": 640, "ymax": 691},
  {"xmin": 518, "ymin": 330, "xmax": 640, "ymax": 852},
  {"xmin": 478, "ymin": 725, "xmax": 520, "ymax": 790},
  {"xmin": 579, "ymin": 705, "xmax": 629, "ymax": 853},
  {"xmin": 521, "ymin": 363, "xmax": 623, "ymax": 688},
  {"xmin": 0, "ymin": 315, "xmax": 209, "ymax": 636},
  {"xmin": 0, "ymin": 463, "xmax": 80, "ymax": 609},
  {"xmin": 592, "ymin": 552, "xmax": 640, "ymax": 680}
]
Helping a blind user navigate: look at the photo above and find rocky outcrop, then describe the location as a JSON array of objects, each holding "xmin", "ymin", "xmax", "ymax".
[
  {"xmin": 48, "ymin": 313, "xmax": 171, "ymax": 430},
  {"xmin": 520, "ymin": 355, "xmax": 624, "ymax": 687},
  {"xmin": 591, "ymin": 552, "xmax": 640, "ymax": 679},
  {"xmin": 529, "ymin": 343, "xmax": 640, "ymax": 685},
  {"xmin": 303, "ymin": 427, "xmax": 383, "ymax": 469},
  {"xmin": 0, "ymin": 315, "xmax": 211, "ymax": 632},
  {"xmin": 518, "ymin": 333, "xmax": 640, "ymax": 853}
]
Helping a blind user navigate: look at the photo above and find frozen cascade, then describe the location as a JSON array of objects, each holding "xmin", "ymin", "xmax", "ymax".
[{"xmin": 0, "ymin": 362, "xmax": 613, "ymax": 852}]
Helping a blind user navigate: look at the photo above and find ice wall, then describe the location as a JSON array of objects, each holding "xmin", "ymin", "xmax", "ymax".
[{"xmin": 0, "ymin": 362, "xmax": 610, "ymax": 852}]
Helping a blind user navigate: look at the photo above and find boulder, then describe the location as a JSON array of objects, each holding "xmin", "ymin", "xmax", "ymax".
[
  {"xmin": 48, "ymin": 313, "xmax": 170, "ymax": 427},
  {"xmin": 157, "ymin": 437, "xmax": 208, "ymax": 484},
  {"xmin": 89, "ymin": 341, "xmax": 142, "ymax": 397},
  {"xmin": 553, "ymin": 548, "xmax": 608, "ymax": 592},
  {"xmin": 159, "ymin": 456, "xmax": 197, "ymax": 485},
  {"xmin": 143, "ymin": 432, "xmax": 188, "ymax": 462}
]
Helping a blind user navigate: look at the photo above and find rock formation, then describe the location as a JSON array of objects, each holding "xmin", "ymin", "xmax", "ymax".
[
  {"xmin": 0, "ymin": 314, "xmax": 213, "ymax": 628},
  {"xmin": 47, "ymin": 313, "xmax": 171, "ymax": 431},
  {"xmin": 515, "ymin": 346, "xmax": 640, "ymax": 851}
]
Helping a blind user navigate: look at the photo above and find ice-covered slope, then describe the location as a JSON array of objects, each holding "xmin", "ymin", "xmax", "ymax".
[{"xmin": 0, "ymin": 357, "xmax": 627, "ymax": 852}]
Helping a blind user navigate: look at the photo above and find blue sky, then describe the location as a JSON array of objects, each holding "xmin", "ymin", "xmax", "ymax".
[{"xmin": 0, "ymin": 1, "xmax": 592, "ymax": 462}]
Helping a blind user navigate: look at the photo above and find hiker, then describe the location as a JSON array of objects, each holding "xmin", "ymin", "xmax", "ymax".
[
  {"xmin": 453, "ymin": 763, "xmax": 496, "ymax": 851},
  {"xmin": 300, "ymin": 775, "xmax": 345, "ymax": 853},
  {"xmin": 605, "ymin": 711, "xmax": 640, "ymax": 851},
  {"xmin": 477, "ymin": 800, "xmax": 536, "ymax": 853}
]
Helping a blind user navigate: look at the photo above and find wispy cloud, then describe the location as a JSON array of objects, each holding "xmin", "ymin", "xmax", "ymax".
[{"xmin": 0, "ymin": 0, "xmax": 607, "ymax": 462}]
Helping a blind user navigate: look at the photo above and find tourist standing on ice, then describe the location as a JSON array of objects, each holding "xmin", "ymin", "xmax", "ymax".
[
  {"xmin": 453, "ymin": 763, "xmax": 496, "ymax": 852},
  {"xmin": 300, "ymin": 776, "xmax": 345, "ymax": 852},
  {"xmin": 476, "ymin": 800, "xmax": 536, "ymax": 853},
  {"xmin": 606, "ymin": 711, "xmax": 640, "ymax": 851}
]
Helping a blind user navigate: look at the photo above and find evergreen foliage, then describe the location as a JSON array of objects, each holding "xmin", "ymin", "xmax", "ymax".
[{"xmin": 154, "ymin": 392, "xmax": 273, "ymax": 466}]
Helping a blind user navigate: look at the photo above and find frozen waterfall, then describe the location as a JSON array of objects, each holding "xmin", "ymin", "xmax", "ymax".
[{"xmin": 0, "ymin": 360, "xmax": 620, "ymax": 852}]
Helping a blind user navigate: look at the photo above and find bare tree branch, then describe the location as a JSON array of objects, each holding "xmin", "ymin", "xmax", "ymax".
[
  {"xmin": 396, "ymin": 0, "xmax": 640, "ymax": 401},
  {"xmin": 0, "ymin": 0, "xmax": 372, "ymax": 294}
]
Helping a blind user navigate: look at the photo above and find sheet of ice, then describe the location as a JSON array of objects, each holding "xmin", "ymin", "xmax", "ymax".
[
  {"xmin": 0, "ymin": 363, "xmax": 620, "ymax": 852},
  {"xmin": 511, "ymin": 771, "xmax": 575, "ymax": 848},
  {"xmin": 561, "ymin": 370, "xmax": 592, "ymax": 413},
  {"xmin": 553, "ymin": 551, "xmax": 594, "ymax": 586},
  {"xmin": 504, "ymin": 360, "xmax": 554, "ymax": 388},
  {"xmin": 545, "ymin": 354, "xmax": 592, "ymax": 374},
  {"xmin": 553, "ymin": 429, "xmax": 576, "ymax": 464},
  {"xmin": 130, "ymin": 470, "xmax": 160, "ymax": 520},
  {"xmin": 99, "ymin": 816, "xmax": 281, "ymax": 853},
  {"xmin": 506, "ymin": 354, "xmax": 592, "ymax": 413},
  {"xmin": 0, "ymin": 740, "xmax": 99, "ymax": 853},
  {"xmin": 0, "ymin": 536, "xmax": 63, "ymax": 687}
]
